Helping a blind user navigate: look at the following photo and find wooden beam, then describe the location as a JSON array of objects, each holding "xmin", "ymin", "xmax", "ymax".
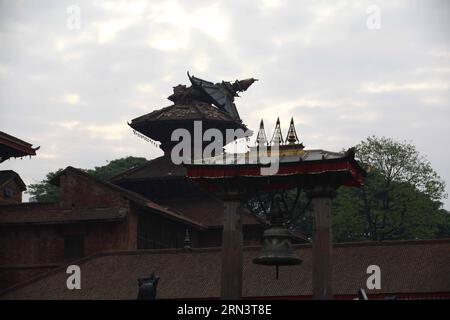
[
  {"xmin": 221, "ymin": 200, "xmax": 243, "ymax": 299},
  {"xmin": 308, "ymin": 189, "xmax": 335, "ymax": 300}
]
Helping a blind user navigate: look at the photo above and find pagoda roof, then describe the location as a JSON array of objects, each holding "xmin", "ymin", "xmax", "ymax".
[
  {"xmin": 157, "ymin": 198, "xmax": 262, "ymax": 228},
  {"xmin": 109, "ymin": 155, "xmax": 263, "ymax": 227},
  {"xmin": 49, "ymin": 166, "xmax": 207, "ymax": 230},
  {"xmin": 129, "ymin": 102, "xmax": 247, "ymax": 128},
  {"xmin": 0, "ymin": 203, "xmax": 128, "ymax": 225},
  {"xmin": 0, "ymin": 170, "xmax": 26, "ymax": 191},
  {"xmin": 196, "ymin": 148, "xmax": 353, "ymax": 167},
  {"xmin": 0, "ymin": 131, "xmax": 39, "ymax": 163},
  {"xmin": 109, "ymin": 154, "xmax": 186, "ymax": 183},
  {"xmin": 186, "ymin": 147, "xmax": 366, "ymax": 190},
  {"xmin": 128, "ymin": 102, "xmax": 249, "ymax": 149}
]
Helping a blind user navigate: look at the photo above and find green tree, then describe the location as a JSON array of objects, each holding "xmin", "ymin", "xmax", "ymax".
[
  {"xmin": 27, "ymin": 156, "xmax": 147, "ymax": 202},
  {"xmin": 86, "ymin": 156, "xmax": 148, "ymax": 180},
  {"xmin": 332, "ymin": 136, "xmax": 448, "ymax": 242},
  {"xmin": 28, "ymin": 169, "xmax": 63, "ymax": 202}
]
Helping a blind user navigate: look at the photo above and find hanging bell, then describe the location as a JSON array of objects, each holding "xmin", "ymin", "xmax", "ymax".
[{"xmin": 253, "ymin": 224, "xmax": 302, "ymax": 266}]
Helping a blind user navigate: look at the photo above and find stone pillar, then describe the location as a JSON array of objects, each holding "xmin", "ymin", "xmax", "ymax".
[
  {"xmin": 307, "ymin": 188, "xmax": 335, "ymax": 300},
  {"xmin": 221, "ymin": 198, "xmax": 243, "ymax": 299}
]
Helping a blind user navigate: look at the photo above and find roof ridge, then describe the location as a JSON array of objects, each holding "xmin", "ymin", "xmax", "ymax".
[
  {"xmin": 331, "ymin": 238, "xmax": 450, "ymax": 247},
  {"xmin": 108, "ymin": 155, "xmax": 167, "ymax": 182},
  {"xmin": 50, "ymin": 166, "xmax": 207, "ymax": 229},
  {"xmin": 0, "ymin": 131, "xmax": 33, "ymax": 147},
  {"xmin": 0, "ymin": 170, "xmax": 26, "ymax": 190}
]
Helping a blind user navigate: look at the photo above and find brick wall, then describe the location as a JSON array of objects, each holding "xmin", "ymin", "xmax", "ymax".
[
  {"xmin": 58, "ymin": 171, "xmax": 127, "ymax": 208},
  {"xmin": 0, "ymin": 179, "xmax": 23, "ymax": 204}
]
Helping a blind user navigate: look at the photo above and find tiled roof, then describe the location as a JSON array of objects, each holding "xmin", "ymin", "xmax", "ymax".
[
  {"xmin": 128, "ymin": 102, "xmax": 249, "ymax": 148},
  {"xmin": 50, "ymin": 167, "xmax": 207, "ymax": 230},
  {"xmin": 158, "ymin": 199, "xmax": 261, "ymax": 227},
  {"xmin": 109, "ymin": 155, "xmax": 186, "ymax": 182},
  {"xmin": 0, "ymin": 131, "xmax": 38, "ymax": 162},
  {"xmin": 0, "ymin": 204, "xmax": 127, "ymax": 225},
  {"xmin": 186, "ymin": 147, "xmax": 366, "ymax": 189},
  {"xmin": 0, "ymin": 170, "xmax": 26, "ymax": 190},
  {"xmin": 130, "ymin": 102, "xmax": 244, "ymax": 124},
  {"xmin": 109, "ymin": 156, "xmax": 262, "ymax": 227},
  {"xmin": 2, "ymin": 239, "xmax": 449, "ymax": 299},
  {"xmin": 197, "ymin": 148, "xmax": 354, "ymax": 166}
]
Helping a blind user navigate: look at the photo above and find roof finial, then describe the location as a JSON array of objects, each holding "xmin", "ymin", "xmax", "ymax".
[
  {"xmin": 183, "ymin": 229, "xmax": 192, "ymax": 251},
  {"xmin": 270, "ymin": 117, "xmax": 283, "ymax": 145},
  {"xmin": 286, "ymin": 117, "xmax": 299, "ymax": 145},
  {"xmin": 256, "ymin": 119, "xmax": 268, "ymax": 146}
]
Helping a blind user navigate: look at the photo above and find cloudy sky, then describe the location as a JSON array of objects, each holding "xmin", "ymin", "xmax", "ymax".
[{"xmin": 1, "ymin": 0, "xmax": 449, "ymax": 207}]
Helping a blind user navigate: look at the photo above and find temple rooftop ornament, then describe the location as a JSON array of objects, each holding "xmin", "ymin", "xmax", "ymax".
[
  {"xmin": 188, "ymin": 72, "xmax": 258, "ymax": 120},
  {"xmin": 286, "ymin": 117, "xmax": 303, "ymax": 146},
  {"xmin": 128, "ymin": 72, "xmax": 257, "ymax": 154},
  {"xmin": 270, "ymin": 117, "xmax": 283, "ymax": 145},
  {"xmin": 255, "ymin": 119, "xmax": 268, "ymax": 146},
  {"xmin": 183, "ymin": 229, "xmax": 192, "ymax": 251}
]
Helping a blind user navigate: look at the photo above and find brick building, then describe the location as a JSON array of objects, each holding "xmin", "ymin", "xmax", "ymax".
[
  {"xmin": 0, "ymin": 171, "xmax": 26, "ymax": 204},
  {"xmin": 0, "ymin": 131, "xmax": 38, "ymax": 204},
  {"xmin": 0, "ymin": 166, "xmax": 208, "ymax": 289},
  {"xmin": 0, "ymin": 162, "xmax": 264, "ymax": 289}
]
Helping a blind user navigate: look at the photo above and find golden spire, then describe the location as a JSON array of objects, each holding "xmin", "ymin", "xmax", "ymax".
[
  {"xmin": 270, "ymin": 117, "xmax": 283, "ymax": 145},
  {"xmin": 285, "ymin": 117, "xmax": 299, "ymax": 144},
  {"xmin": 256, "ymin": 119, "xmax": 268, "ymax": 146}
]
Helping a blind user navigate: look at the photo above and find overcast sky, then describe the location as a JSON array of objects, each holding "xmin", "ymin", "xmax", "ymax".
[{"xmin": 1, "ymin": 0, "xmax": 449, "ymax": 207}]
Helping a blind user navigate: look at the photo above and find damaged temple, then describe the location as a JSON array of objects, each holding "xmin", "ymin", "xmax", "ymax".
[{"xmin": 0, "ymin": 74, "xmax": 449, "ymax": 300}]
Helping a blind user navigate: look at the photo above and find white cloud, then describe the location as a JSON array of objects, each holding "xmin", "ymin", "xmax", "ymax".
[
  {"xmin": 361, "ymin": 81, "xmax": 450, "ymax": 93},
  {"xmin": 339, "ymin": 111, "xmax": 378, "ymax": 122},
  {"xmin": 58, "ymin": 121, "xmax": 81, "ymax": 129},
  {"xmin": 412, "ymin": 66, "xmax": 450, "ymax": 75},
  {"xmin": 92, "ymin": 0, "xmax": 147, "ymax": 44},
  {"xmin": 95, "ymin": 18, "xmax": 136, "ymax": 44},
  {"xmin": 136, "ymin": 83, "xmax": 155, "ymax": 93},
  {"xmin": 146, "ymin": 0, "xmax": 230, "ymax": 51},
  {"xmin": 85, "ymin": 123, "xmax": 128, "ymax": 140},
  {"xmin": 193, "ymin": 53, "xmax": 211, "ymax": 73},
  {"xmin": 0, "ymin": 64, "xmax": 9, "ymax": 75},
  {"xmin": 428, "ymin": 50, "xmax": 450, "ymax": 60},
  {"xmin": 62, "ymin": 94, "xmax": 80, "ymax": 105},
  {"xmin": 36, "ymin": 152, "xmax": 58, "ymax": 159},
  {"xmin": 148, "ymin": 27, "xmax": 190, "ymax": 52}
]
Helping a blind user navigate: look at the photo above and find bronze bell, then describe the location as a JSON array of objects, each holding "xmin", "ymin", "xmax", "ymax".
[{"xmin": 253, "ymin": 224, "xmax": 302, "ymax": 266}]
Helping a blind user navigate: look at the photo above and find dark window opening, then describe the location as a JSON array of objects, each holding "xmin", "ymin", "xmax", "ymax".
[
  {"xmin": 3, "ymin": 187, "xmax": 13, "ymax": 198},
  {"xmin": 64, "ymin": 235, "xmax": 85, "ymax": 260}
]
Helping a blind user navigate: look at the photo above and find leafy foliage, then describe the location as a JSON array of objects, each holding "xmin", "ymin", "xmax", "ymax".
[
  {"xmin": 332, "ymin": 136, "xmax": 448, "ymax": 242},
  {"xmin": 27, "ymin": 156, "xmax": 147, "ymax": 202},
  {"xmin": 246, "ymin": 189, "xmax": 314, "ymax": 240},
  {"xmin": 28, "ymin": 169, "xmax": 63, "ymax": 202},
  {"xmin": 246, "ymin": 136, "xmax": 449, "ymax": 242},
  {"xmin": 85, "ymin": 157, "xmax": 148, "ymax": 181}
]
